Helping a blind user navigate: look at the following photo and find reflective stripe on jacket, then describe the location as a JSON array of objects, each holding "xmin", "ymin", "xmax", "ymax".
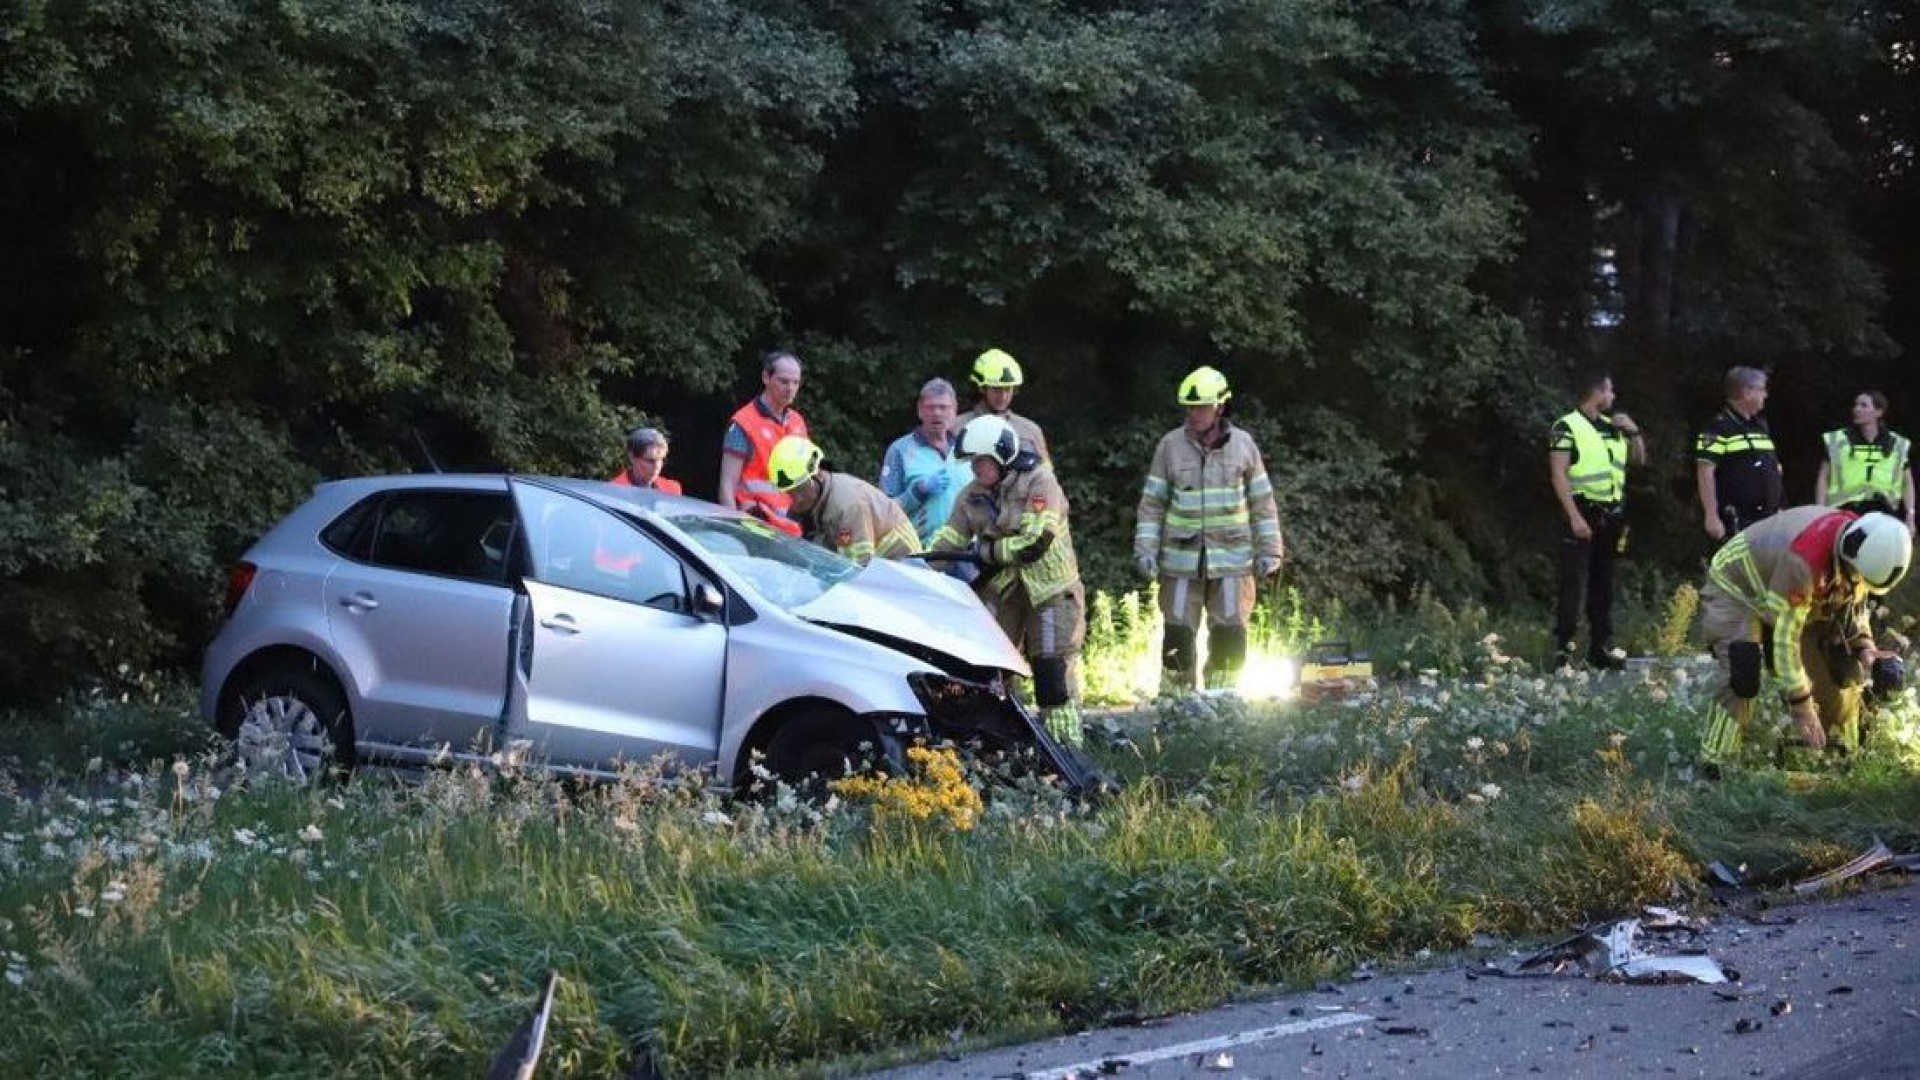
[
  {"xmin": 804, "ymin": 473, "xmax": 922, "ymax": 566},
  {"xmin": 1557, "ymin": 410, "xmax": 1626, "ymax": 504},
  {"xmin": 931, "ymin": 463, "xmax": 1080, "ymax": 605},
  {"xmin": 727, "ymin": 398, "xmax": 808, "ymax": 534},
  {"xmin": 1823, "ymin": 426, "xmax": 1909, "ymax": 508},
  {"xmin": 1706, "ymin": 505, "xmax": 1869, "ymax": 700},
  {"xmin": 1133, "ymin": 422, "xmax": 1282, "ymax": 578}
]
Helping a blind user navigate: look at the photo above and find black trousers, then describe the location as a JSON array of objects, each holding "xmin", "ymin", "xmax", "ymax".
[{"xmin": 1556, "ymin": 501, "xmax": 1625, "ymax": 654}]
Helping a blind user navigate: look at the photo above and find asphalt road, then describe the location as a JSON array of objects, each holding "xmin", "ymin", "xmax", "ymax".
[{"xmin": 870, "ymin": 879, "xmax": 1920, "ymax": 1079}]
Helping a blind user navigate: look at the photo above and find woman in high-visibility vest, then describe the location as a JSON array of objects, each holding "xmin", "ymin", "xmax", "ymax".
[{"xmin": 1815, "ymin": 390, "xmax": 1915, "ymax": 532}]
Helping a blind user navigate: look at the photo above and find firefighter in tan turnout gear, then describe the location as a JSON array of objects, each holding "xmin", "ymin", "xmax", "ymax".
[
  {"xmin": 1699, "ymin": 507, "xmax": 1910, "ymax": 767},
  {"xmin": 767, "ymin": 436, "xmax": 922, "ymax": 566},
  {"xmin": 932, "ymin": 415, "xmax": 1087, "ymax": 748},
  {"xmin": 957, "ymin": 348, "xmax": 1051, "ymax": 462},
  {"xmin": 1134, "ymin": 366, "xmax": 1284, "ymax": 691}
]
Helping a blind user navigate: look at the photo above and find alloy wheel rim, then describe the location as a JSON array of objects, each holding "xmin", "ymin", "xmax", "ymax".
[{"xmin": 236, "ymin": 694, "xmax": 330, "ymax": 783}]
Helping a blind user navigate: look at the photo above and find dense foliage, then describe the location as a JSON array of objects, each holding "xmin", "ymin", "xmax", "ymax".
[{"xmin": 2, "ymin": 0, "xmax": 1914, "ymax": 699}]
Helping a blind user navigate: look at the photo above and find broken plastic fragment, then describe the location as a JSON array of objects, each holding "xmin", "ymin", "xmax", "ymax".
[{"xmin": 1792, "ymin": 838, "xmax": 1893, "ymax": 894}]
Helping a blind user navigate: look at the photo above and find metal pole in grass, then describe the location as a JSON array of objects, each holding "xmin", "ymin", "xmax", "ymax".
[{"xmin": 488, "ymin": 971, "xmax": 559, "ymax": 1080}]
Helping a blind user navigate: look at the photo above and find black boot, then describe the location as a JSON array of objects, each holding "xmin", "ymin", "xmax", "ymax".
[
  {"xmin": 1161, "ymin": 624, "xmax": 1197, "ymax": 693},
  {"xmin": 1203, "ymin": 625, "xmax": 1249, "ymax": 690}
]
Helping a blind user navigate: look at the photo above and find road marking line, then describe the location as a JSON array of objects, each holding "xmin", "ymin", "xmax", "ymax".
[{"xmin": 1022, "ymin": 1011, "xmax": 1375, "ymax": 1079}]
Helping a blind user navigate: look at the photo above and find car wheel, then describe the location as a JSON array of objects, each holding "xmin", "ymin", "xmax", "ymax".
[
  {"xmin": 762, "ymin": 709, "xmax": 881, "ymax": 792},
  {"xmin": 222, "ymin": 661, "xmax": 354, "ymax": 784}
]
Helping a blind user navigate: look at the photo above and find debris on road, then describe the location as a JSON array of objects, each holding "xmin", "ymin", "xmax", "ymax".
[
  {"xmin": 1792, "ymin": 838, "xmax": 1892, "ymax": 894},
  {"xmin": 1516, "ymin": 916, "xmax": 1730, "ymax": 985},
  {"xmin": 1197, "ymin": 1051, "xmax": 1234, "ymax": 1071}
]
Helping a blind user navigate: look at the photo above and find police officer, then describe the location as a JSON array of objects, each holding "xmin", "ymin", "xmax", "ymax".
[
  {"xmin": 1133, "ymin": 367, "xmax": 1284, "ymax": 691},
  {"xmin": 932, "ymin": 415, "xmax": 1085, "ymax": 747},
  {"xmin": 768, "ymin": 436, "xmax": 922, "ymax": 566},
  {"xmin": 1548, "ymin": 373, "xmax": 1646, "ymax": 668},
  {"xmin": 1815, "ymin": 390, "xmax": 1915, "ymax": 529},
  {"xmin": 1696, "ymin": 366, "xmax": 1783, "ymax": 544},
  {"xmin": 957, "ymin": 348, "xmax": 1050, "ymax": 462}
]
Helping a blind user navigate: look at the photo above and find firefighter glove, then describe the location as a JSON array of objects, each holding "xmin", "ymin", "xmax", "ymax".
[
  {"xmin": 971, "ymin": 538, "xmax": 998, "ymax": 567},
  {"xmin": 1016, "ymin": 529, "xmax": 1055, "ymax": 565},
  {"xmin": 1256, "ymin": 555, "xmax": 1282, "ymax": 578},
  {"xmin": 1136, "ymin": 553, "xmax": 1158, "ymax": 579}
]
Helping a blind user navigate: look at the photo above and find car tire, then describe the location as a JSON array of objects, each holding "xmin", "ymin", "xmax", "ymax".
[
  {"xmin": 762, "ymin": 709, "xmax": 881, "ymax": 793},
  {"xmin": 221, "ymin": 659, "xmax": 355, "ymax": 784}
]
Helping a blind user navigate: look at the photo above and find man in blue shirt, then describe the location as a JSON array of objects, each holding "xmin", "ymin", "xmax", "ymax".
[{"xmin": 880, "ymin": 378, "xmax": 972, "ymax": 545}]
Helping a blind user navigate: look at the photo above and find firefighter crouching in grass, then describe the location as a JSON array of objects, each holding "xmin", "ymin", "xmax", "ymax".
[
  {"xmin": 932, "ymin": 415, "xmax": 1087, "ymax": 748},
  {"xmin": 1700, "ymin": 508, "xmax": 1910, "ymax": 770},
  {"xmin": 1133, "ymin": 366, "xmax": 1284, "ymax": 692},
  {"xmin": 767, "ymin": 436, "xmax": 922, "ymax": 566}
]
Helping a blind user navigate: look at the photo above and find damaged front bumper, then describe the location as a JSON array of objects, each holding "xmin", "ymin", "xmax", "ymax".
[{"xmin": 904, "ymin": 671, "xmax": 1112, "ymax": 797}]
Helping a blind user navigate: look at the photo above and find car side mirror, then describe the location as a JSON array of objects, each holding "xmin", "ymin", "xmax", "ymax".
[{"xmin": 693, "ymin": 582, "xmax": 726, "ymax": 618}]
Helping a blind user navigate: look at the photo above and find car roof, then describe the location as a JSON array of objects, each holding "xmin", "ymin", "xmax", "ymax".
[{"xmin": 312, "ymin": 474, "xmax": 730, "ymax": 520}]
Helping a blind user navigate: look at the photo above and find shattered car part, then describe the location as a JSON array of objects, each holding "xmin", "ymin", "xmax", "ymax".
[
  {"xmin": 1792, "ymin": 838, "xmax": 1893, "ymax": 895},
  {"xmin": 1519, "ymin": 917, "xmax": 1729, "ymax": 985}
]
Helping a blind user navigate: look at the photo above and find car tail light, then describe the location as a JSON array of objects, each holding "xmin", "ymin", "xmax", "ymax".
[{"xmin": 223, "ymin": 561, "xmax": 258, "ymax": 617}]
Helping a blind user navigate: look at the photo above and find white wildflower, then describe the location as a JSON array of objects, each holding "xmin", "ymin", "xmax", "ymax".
[
  {"xmin": 1340, "ymin": 774, "xmax": 1367, "ymax": 794},
  {"xmin": 1465, "ymin": 736, "xmax": 1485, "ymax": 752},
  {"xmin": 1479, "ymin": 783, "xmax": 1502, "ymax": 800},
  {"xmin": 1608, "ymin": 732, "xmax": 1629, "ymax": 749},
  {"xmin": 171, "ymin": 761, "xmax": 190, "ymax": 781},
  {"xmin": 232, "ymin": 828, "xmax": 258, "ymax": 847},
  {"xmin": 101, "ymin": 882, "xmax": 127, "ymax": 904},
  {"xmin": 298, "ymin": 824, "xmax": 324, "ymax": 843},
  {"xmin": 700, "ymin": 810, "xmax": 733, "ymax": 828},
  {"xmin": 73, "ymin": 906, "xmax": 94, "ymax": 919}
]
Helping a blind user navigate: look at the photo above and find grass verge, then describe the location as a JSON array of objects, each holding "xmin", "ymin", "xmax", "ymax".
[{"xmin": 3, "ymin": 657, "xmax": 1919, "ymax": 1077}]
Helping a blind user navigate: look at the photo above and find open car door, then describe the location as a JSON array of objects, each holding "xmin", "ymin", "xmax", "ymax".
[{"xmin": 508, "ymin": 480, "xmax": 726, "ymax": 770}]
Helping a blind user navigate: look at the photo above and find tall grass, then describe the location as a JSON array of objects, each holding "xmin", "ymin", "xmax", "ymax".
[{"xmin": 5, "ymin": 650, "xmax": 1920, "ymax": 1077}]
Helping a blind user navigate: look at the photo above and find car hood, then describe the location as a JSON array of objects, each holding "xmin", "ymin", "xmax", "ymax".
[{"xmin": 793, "ymin": 560, "xmax": 1030, "ymax": 678}]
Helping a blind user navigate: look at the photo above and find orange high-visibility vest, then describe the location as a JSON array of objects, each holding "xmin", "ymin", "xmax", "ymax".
[{"xmin": 728, "ymin": 399, "xmax": 808, "ymax": 536}]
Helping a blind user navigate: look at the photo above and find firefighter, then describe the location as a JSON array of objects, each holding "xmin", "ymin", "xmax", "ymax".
[
  {"xmin": 931, "ymin": 415, "xmax": 1086, "ymax": 747},
  {"xmin": 717, "ymin": 351, "xmax": 808, "ymax": 536},
  {"xmin": 1133, "ymin": 366, "xmax": 1283, "ymax": 692},
  {"xmin": 1815, "ymin": 390, "xmax": 1916, "ymax": 528},
  {"xmin": 767, "ymin": 436, "xmax": 922, "ymax": 566},
  {"xmin": 1548, "ymin": 373, "xmax": 1647, "ymax": 669},
  {"xmin": 1696, "ymin": 366, "xmax": 1783, "ymax": 544},
  {"xmin": 957, "ymin": 348, "xmax": 1050, "ymax": 462},
  {"xmin": 1699, "ymin": 508, "xmax": 1910, "ymax": 768},
  {"xmin": 608, "ymin": 426, "xmax": 683, "ymax": 494}
]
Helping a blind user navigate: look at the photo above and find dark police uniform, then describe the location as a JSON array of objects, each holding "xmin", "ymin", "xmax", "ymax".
[{"xmin": 1695, "ymin": 405, "xmax": 1783, "ymax": 539}]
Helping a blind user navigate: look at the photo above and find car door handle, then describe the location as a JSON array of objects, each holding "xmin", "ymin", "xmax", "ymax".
[
  {"xmin": 338, "ymin": 592, "xmax": 380, "ymax": 612},
  {"xmin": 539, "ymin": 614, "xmax": 579, "ymax": 635}
]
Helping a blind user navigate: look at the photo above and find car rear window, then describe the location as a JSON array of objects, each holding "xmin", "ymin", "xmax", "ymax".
[
  {"xmin": 320, "ymin": 496, "xmax": 380, "ymax": 559},
  {"xmin": 357, "ymin": 491, "xmax": 516, "ymax": 585}
]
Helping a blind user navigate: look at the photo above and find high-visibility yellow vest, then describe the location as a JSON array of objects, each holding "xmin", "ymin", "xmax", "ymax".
[
  {"xmin": 1822, "ymin": 427, "xmax": 1908, "ymax": 508},
  {"xmin": 1558, "ymin": 410, "xmax": 1626, "ymax": 504}
]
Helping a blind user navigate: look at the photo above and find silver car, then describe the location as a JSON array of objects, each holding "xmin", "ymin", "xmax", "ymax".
[{"xmin": 201, "ymin": 475, "xmax": 1094, "ymax": 792}]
